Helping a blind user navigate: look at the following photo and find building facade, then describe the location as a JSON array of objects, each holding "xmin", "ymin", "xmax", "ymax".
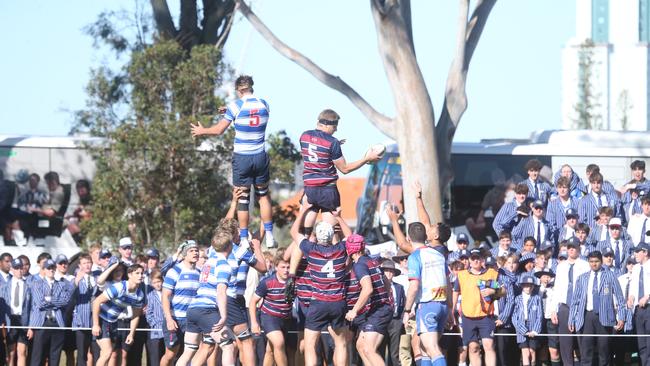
[{"xmin": 562, "ymin": 0, "xmax": 650, "ymax": 131}]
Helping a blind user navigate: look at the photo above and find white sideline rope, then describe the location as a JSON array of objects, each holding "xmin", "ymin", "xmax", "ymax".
[{"xmin": 1, "ymin": 325, "xmax": 648, "ymax": 337}]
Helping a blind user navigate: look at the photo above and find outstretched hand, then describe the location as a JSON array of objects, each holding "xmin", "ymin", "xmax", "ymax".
[{"xmin": 190, "ymin": 122, "xmax": 205, "ymax": 137}]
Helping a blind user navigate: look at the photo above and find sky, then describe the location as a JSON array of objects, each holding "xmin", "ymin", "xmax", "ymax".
[{"xmin": 0, "ymin": 1, "xmax": 576, "ymax": 175}]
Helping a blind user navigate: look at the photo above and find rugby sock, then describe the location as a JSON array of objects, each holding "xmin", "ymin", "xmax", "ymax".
[
  {"xmin": 431, "ymin": 355, "xmax": 446, "ymax": 366},
  {"xmin": 239, "ymin": 228, "xmax": 249, "ymax": 240},
  {"xmin": 263, "ymin": 221, "xmax": 273, "ymax": 233}
]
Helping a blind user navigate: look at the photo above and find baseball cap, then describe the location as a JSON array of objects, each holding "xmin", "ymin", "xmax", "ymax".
[
  {"xmin": 119, "ymin": 237, "xmax": 133, "ymax": 248},
  {"xmin": 345, "ymin": 234, "xmax": 366, "ymax": 255},
  {"xmin": 469, "ymin": 248, "xmax": 483, "ymax": 258},
  {"xmin": 456, "ymin": 233, "xmax": 469, "ymax": 243},
  {"xmin": 566, "ymin": 237, "xmax": 580, "ymax": 249},
  {"xmin": 55, "ymin": 254, "xmax": 68, "ymax": 264},
  {"xmin": 540, "ymin": 240, "xmax": 554, "ymax": 252},
  {"xmin": 314, "ymin": 222, "xmax": 334, "ymax": 244},
  {"xmin": 485, "ymin": 256, "xmax": 497, "ymax": 267},
  {"xmin": 11, "ymin": 258, "xmax": 23, "ymax": 269},
  {"xmin": 146, "ymin": 248, "xmax": 160, "ymax": 258},
  {"xmin": 635, "ymin": 243, "xmax": 650, "ymax": 252},
  {"xmin": 601, "ymin": 247, "xmax": 614, "ymax": 257},
  {"xmin": 99, "ymin": 249, "xmax": 112, "ymax": 259},
  {"xmin": 558, "ymin": 250, "xmax": 568, "ymax": 259},
  {"xmin": 518, "ymin": 273, "xmax": 538, "ymax": 286},
  {"xmin": 458, "ymin": 249, "xmax": 470, "ymax": 259},
  {"xmin": 43, "ymin": 259, "xmax": 56, "ymax": 270},
  {"xmin": 532, "ymin": 199, "xmax": 544, "ymax": 208},
  {"xmin": 608, "ymin": 217, "xmax": 622, "ymax": 227},
  {"xmin": 565, "ymin": 208, "xmax": 579, "ymax": 218}
]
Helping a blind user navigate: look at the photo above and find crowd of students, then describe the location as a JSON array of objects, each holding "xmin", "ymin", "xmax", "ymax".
[{"xmin": 5, "ymin": 74, "xmax": 650, "ymax": 366}]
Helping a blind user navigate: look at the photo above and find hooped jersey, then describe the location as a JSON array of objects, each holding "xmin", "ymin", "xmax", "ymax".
[
  {"xmin": 256, "ymin": 275, "xmax": 292, "ymax": 319},
  {"xmin": 224, "ymin": 96, "xmax": 270, "ymax": 155},
  {"xmin": 300, "ymin": 129, "xmax": 343, "ymax": 187},
  {"xmin": 189, "ymin": 251, "xmax": 232, "ymax": 309},
  {"xmin": 300, "ymin": 239, "xmax": 348, "ymax": 302},
  {"xmin": 353, "ymin": 255, "xmax": 393, "ymax": 314},
  {"xmin": 296, "ymin": 256, "xmax": 312, "ymax": 306}
]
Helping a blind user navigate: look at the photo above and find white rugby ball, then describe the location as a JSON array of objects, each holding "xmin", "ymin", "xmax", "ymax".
[{"xmin": 365, "ymin": 143, "xmax": 386, "ymax": 162}]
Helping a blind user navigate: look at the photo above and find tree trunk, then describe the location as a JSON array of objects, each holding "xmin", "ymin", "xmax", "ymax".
[{"xmin": 370, "ymin": 0, "xmax": 442, "ymax": 224}]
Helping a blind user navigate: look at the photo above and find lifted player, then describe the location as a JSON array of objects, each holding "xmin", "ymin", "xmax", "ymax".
[
  {"xmin": 191, "ymin": 75, "xmax": 275, "ymax": 248},
  {"xmin": 299, "ymin": 109, "xmax": 381, "ymax": 233}
]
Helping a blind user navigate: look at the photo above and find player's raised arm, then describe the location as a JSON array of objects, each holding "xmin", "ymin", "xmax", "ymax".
[{"xmin": 190, "ymin": 115, "xmax": 231, "ymax": 137}]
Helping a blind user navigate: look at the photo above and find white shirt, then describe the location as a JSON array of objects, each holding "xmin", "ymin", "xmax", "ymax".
[
  {"xmin": 563, "ymin": 226, "xmax": 575, "ymax": 240},
  {"xmin": 0, "ymin": 271, "xmax": 10, "ymax": 282},
  {"xmin": 540, "ymin": 285, "xmax": 555, "ymax": 319},
  {"xmin": 599, "ymin": 225, "xmax": 608, "ymax": 241},
  {"xmin": 586, "ymin": 270, "xmax": 600, "ymax": 311},
  {"xmin": 10, "ymin": 279, "xmax": 24, "ymax": 315},
  {"xmin": 592, "ymin": 191, "xmax": 608, "ymax": 207},
  {"xmin": 628, "ymin": 261, "xmax": 650, "ymax": 306},
  {"xmin": 550, "ymin": 258, "xmax": 590, "ymax": 312},
  {"xmin": 522, "ymin": 292, "xmax": 531, "ymax": 320},
  {"xmin": 533, "ymin": 217, "xmax": 546, "ymax": 242},
  {"xmin": 628, "ymin": 214, "xmax": 650, "ymax": 245}
]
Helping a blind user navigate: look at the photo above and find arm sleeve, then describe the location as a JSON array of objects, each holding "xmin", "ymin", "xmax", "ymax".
[
  {"xmin": 255, "ymin": 278, "xmax": 268, "ymax": 298},
  {"xmin": 162, "ymin": 267, "xmax": 178, "ymax": 291},
  {"xmin": 299, "ymin": 239, "xmax": 313, "ymax": 256},
  {"xmin": 407, "ymin": 253, "xmax": 421, "ymax": 281},
  {"xmin": 330, "ymin": 139, "xmax": 343, "ymax": 161}
]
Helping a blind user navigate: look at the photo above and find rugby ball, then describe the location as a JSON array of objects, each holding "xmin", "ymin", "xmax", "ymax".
[{"xmin": 365, "ymin": 144, "xmax": 386, "ymax": 162}]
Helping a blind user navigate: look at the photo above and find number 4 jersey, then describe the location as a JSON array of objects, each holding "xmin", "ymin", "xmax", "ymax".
[
  {"xmin": 224, "ymin": 96, "xmax": 270, "ymax": 155},
  {"xmin": 300, "ymin": 129, "xmax": 343, "ymax": 187},
  {"xmin": 299, "ymin": 239, "xmax": 348, "ymax": 302}
]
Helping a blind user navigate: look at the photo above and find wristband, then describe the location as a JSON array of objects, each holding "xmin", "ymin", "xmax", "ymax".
[{"xmin": 404, "ymin": 309, "xmax": 411, "ymax": 313}]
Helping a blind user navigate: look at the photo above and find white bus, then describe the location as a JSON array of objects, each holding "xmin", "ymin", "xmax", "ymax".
[{"xmin": 356, "ymin": 129, "xmax": 650, "ymax": 249}]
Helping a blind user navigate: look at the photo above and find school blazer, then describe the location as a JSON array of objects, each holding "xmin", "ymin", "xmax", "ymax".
[
  {"xmin": 568, "ymin": 269, "xmax": 625, "ymax": 332},
  {"xmin": 512, "ymin": 294, "xmax": 543, "ymax": 344},
  {"xmin": 512, "ymin": 216, "xmax": 554, "ymax": 247},
  {"xmin": 0, "ymin": 277, "xmax": 31, "ymax": 327},
  {"xmin": 145, "ymin": 286, "xmax": 164, "ymax": 339}
]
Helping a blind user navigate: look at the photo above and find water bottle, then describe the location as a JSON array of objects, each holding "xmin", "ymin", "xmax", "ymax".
[{"xmin": 477, "ymin": 280, "xmax": 491, "ymax": 302}]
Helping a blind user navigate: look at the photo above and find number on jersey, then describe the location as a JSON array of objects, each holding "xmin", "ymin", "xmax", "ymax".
[
  {"xmin": 308, "ymin": 143, "xmax": 319, "ymax": 162},
  {"xmin": 322, "ymin": 260, "xmax": 335, "ymax": 278}
]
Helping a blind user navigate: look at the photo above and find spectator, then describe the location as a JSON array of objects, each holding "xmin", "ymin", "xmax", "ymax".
[
  {"xmin": 379, "ymin": 259, "xmax": 404, "ymax": 366},
  {"xmin": 117, "ymin": 237, "xmax": 135, "ymax": 265},
  {"xmin": 145, "ymin": 269, "xmax": 165, "ymax": 366},
  {"xmin": 0, "ymin": 253, "xmax": 13, "ymax": 285},
  {"xmin": 36, "ymin": 171, "xmax": 64, "ymax": 218},
  {"xmin": 1, "ymin": 258, "xmax": 30, "ymax": 366},
  {"xmin": 522, "ymin": 159, "xmax": 552, "ymax": 206},
  {"xmin": 17, "ymin": 173, "xmax": 47, "ymax": 212},
  {"xmin": 66, "ymin": 179, "xmax": 92, "ymax": 240},
  {"xmin": 512, "ymin": 274, "xmax": 543, "ymax": 366}
]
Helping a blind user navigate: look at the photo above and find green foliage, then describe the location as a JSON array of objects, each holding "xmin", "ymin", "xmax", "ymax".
[
  {"xmin": 75, "ymin": 39, "xmax": 234, "ymax": 251},
  {"xmin": 573, "ymin": 39, "xmax": 602, "ymax": 130},
  {"xmin": 266, "ymin": 130, "xmax": 302, "ymax": 185}
]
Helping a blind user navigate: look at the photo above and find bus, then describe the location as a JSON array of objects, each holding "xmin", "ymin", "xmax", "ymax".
[{"xmin": 356, "ymin": 129, "xmax": 650, "ymax": 249}]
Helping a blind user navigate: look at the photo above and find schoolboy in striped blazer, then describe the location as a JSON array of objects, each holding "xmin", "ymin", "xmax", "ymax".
[
  {"xmin": 71, "ymin": 253, "xmax": 96, "ymax": 366},
  {"xmin": 145, "ymin": 269, "xmax": 165, "ymax": 366},
  {"xmin": 512, "ymin": 273, "xmax": 543, "ymax": 366},
  {"xmin": 568, "ymin": 251, "xmax": 625, "ymax": 366}
]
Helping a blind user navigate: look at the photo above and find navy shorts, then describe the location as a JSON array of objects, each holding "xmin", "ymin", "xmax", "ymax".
[
  {"xmin": 186, "ymin": 307, "xmax": 221, "ymax": 336},
  {"xmin": 232, "ymin": 152, "xmax": 270, "ymax": 187},
  {"xmin": 94, "ymin": 318, "xmax": 118, "ymax": 341},
  {"xmin": 360, "ymin": 304, "xmax": 393, "ymax": 334},
  {"xmin": 260, "ymin": 312, "xmax": 291, "ymax": 334},
  {"xmin": 117, "ymin": 319, "xmax": 132, "ymax": 351},
  {"xmin": 294, "ymin": 300, "xmax": 309, "ymax": 329},
  {"xmin": 163, "ymin": 317, "xmax": 187, "ymax": 349},
  {"xmin": 7, "ymin": 315, "xmax": 28, "ymax": 345},
  {"xmin": 518, "ymin": 337, "xmax": 539, "ymax": 349},
  {"xmin": 226, "ymin": 296, "xmax": 249, "ymax": 328},
  {"xmin": 305, "ymin": 300, "xmax": 346, "ymax": 331},
  {"xmin": 304, "ymin": 185, "xmax": 341, "ymax": 212},
  {"xmin": 461, "ymin": 315, "xmax": 495, "ymax": 346},
  {"xmin": 545, "ymin": 319, "xmax": 559, "ymax": 349}
]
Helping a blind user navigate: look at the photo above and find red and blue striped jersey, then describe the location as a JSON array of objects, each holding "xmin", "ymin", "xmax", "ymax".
[
  {"xmin": 353, "ymin": 255, "xmax": 392, "ymax": 314},
  {"xmin": 299, "ymin": 239, "xmax": 348, "ymax": 302},
  {"xmin": 300, "ymin": 130, "xmax": 343, "ymax": 187},
  {"xmin": 345, "ymin": 269, "xmax": 361, "ymax": 311},
  {"xmin": 256, "ymin": 275, "xmax": 292, "ymax": 319},
  {"xmin": 296, "ymin": 256, "xmax": 312, "ymax": 306}
]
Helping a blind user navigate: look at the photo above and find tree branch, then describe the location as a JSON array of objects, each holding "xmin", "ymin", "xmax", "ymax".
[
  {"xmin": 237, "ymin": 0, "xmax": 395, "ymax": 138},
  {"xmin": 179, "ymin": 0, "xmax": 200, "ymax": 49},
  {"xmin": 150, "ymin": 0, "xmax": 178, "ymax": 39},
  {"xmin": 464, "ymin": 0, "xmax": 497, "ymax": 71},
  {"xmin": 201, "ymin": 0, "xmax": 235, "ymax": 46}
]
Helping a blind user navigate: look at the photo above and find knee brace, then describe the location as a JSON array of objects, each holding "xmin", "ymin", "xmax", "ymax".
[
  {"xmin": 236, "ymin": 328, "xmax": 252, "ymax": 340},
  {"xmin": 217, "ymin": 327, "xmax": 237, "ymax": 348},
  {"xmin": 184, "ymin": 342, "xmax": 199, "ymax": 350},
  {"xmin": 254, "ymin": 185, "xmax": 269, "ymax": 198},
  {"xmin": 237, "ymin": 188, "xmax": 250, "ymax": 211}
]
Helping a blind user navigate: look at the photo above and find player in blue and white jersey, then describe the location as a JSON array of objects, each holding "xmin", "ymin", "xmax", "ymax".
[
  {"xmin": 218, "ymin": 217, "xmax": 267, "ymax": 366},
  {"xmin": 191, "ymin": 75, "xmax": 275, "ymax": 249},
  {"xmin": 160, "ymin": 240, "xmax": 200, "ymax": 366},
  {"xmin": 92, "ymin": 264, "xmax": 146, "ymax": 366},
  {"xmin": 177, "ymin": 230, "xmax": 235, "ymax": 366}
]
